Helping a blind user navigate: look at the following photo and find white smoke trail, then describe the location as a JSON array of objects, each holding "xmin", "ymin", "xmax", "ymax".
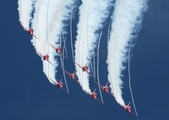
[
  {"xmin": 75, "ymin": 0, "xmax": 112, "ymax": 93},
  {"xmin": 18, "ymin": 0, "xmax": 35, "ymax": 29},
  {"xmin": 107, "ymin": 0, "xmax": 148, "ymax": 106},
  {"xmin": 29, "ymin": 0, "xmax": 54, "ymax": 84},
  {"xmin": 30, "ymin": 0, "xmax": 76, "ymax": 84}
]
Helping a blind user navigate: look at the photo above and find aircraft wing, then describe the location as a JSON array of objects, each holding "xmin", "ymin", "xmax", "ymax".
[
  {"xmin": 107, "ymin": 91, "xmax": 114, "ymax": 96},
  {"xmin": 48, "ymin": 42, "xmax": 56, "ymax": 50},
  {"xmin": 62, "ymin": 68, "xmax": 71, "ymax": 76},
  {"xmin": 60, "ymin": 52, "xmax": 68, "ymax": 59},
  {"xmin": 72, "ymin": 78, "xmax": 79, "ymax": 84},
  {"xmin": 47, "ymin": 60, "xmax": 55, "ymax": 66},
  {"xmin": 117, "ymin": 102, "xmax": 126, "ymax": 109},
  {"xmin": 94, "ymin": 81, "xmax": 104, "ymax": 88},
  {"xmin": 49, "ymin": 78, "xmax": 58, "ymax": 85},
  {"xmin": 95, "ymin": 98, "xmax": 104, "ymax": 104},
  {"xmin": 74, "ymin": 62, "xmax": 83, "ymax": 69},
  {"xmin": 32, "ymin": 34, "xmax": 39, "ymax": 40},
  {"xmin": 19, "ymin": 23, "xmax": 28, "ymax": 31},
  {"xmin": 36, "ymin": 51, "xmax": 44, "ymax": 58},
  {"xmin": 85, "ymin": 71, "xmax": 94, "ymax": 77},
  {"xmin": 84, "ymin": 89, "xmax": 91, "ymax": 95},
  {"xmin": 60, "ymin": 87, "xmax": 69, "ymax": 94},
  {"xmin": 130, "ymin": 111, "xmax": 138, "ymax": 117}
]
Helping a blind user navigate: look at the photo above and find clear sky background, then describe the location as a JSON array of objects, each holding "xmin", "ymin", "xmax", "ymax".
[{"xmin": 1, "ymin": 0, "xmax": 169, "ymax": 120}]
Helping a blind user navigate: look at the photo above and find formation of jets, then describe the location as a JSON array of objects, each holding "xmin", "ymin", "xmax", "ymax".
[{"xmin": 20, "ymin": 23, "xmax": 137, "ymax": 117}]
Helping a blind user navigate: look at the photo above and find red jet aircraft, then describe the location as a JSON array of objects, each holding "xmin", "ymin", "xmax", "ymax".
[
  {"xmin": 19, "ymin": 23, "xmax": 39, "ymax": 39},
  {"xmin": 49, "ymin": 78, "xmax": 68, "ymax": 93},
  {"xmin": 120, "ymin": 102, "xmax": 137, "ymax": 117},
  {"xmin": 48, "ymin": 42, "xmax": 67, "ymax": 59},
  {"xmin": 94, "ymin": 81, "xmax": 113, "ymax": 96},
  {"xmin": 36, "ymin": 51, "xmax": 54, "ymax": 66},
  {"xmin": 74, "ymin": 62, "xmax": 93, "ymax": 77},
  {"xmin": 85, "ymin": 89, "xmax": 103, "ymax": 104},
  {"xmin": 62, "ymin": 68, "xmax": 79, "ymax": 83}
]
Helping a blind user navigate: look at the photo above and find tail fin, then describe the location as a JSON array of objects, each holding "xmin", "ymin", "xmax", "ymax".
[
  {"xmin": 85, "ymin": 63, "xmax": 88, "ymax": 66},
  {"xmin": 73, "ymin": 70, "xmax": 76, "ymax": 74},
  {"xmin": 127, "ymin": 102, "xmax": 131, "ymax": 106},
  {"xmin": 48, "ymin": 77, "xmax": 57, "ymax": 85},
  {"xmin": 93, "ymin": 88, "xmax": 96, "ymax": 93},
  {"xmin": 105, "ymin": 82, "xmax": 109, "ymax": 86},
  {"xmin": 59, "ymin": 79, "xmax": 62, "ymax": 82}
]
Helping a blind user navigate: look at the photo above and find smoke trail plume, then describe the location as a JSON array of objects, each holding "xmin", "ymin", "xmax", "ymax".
[
  {"xmin": 18, "ymin": 0, "xmax": 34, "ymax": 29},
  {"xmin": 75, "ymin": 0, "xmax": 112, "ymax": 93},
  {"xmin": 107, "ymin": 0, "xmax": 148, "ymax": 106}
]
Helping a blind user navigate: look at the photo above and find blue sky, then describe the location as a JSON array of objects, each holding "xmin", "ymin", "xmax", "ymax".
[{"xmin": 1, "ymin": 0, "xmax": 169, "ymax": 120}]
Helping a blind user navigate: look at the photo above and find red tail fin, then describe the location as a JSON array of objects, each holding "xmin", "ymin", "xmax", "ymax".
[
  {"xmin": 105, "ymin": 82, "xmax": 109, "ymax": 86},
  {"xmin": 59, "ymin": 79, "xmax": 62, "ymax": 82},
  {"xmin": 127, "ymin": 102, "xmax": 131, "ymax": 106},
  {"xmin": 93, "ymin": 89, "xmax": 96, "ymax": 93}
]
